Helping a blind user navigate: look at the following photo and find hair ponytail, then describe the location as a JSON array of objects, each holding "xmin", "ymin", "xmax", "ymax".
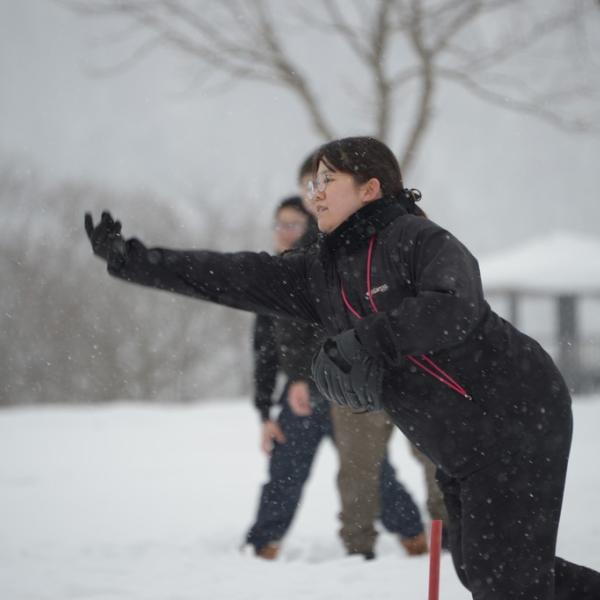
[{"xmin": 402, "ymin": 188, "xmax": 427, "ymax": 218}]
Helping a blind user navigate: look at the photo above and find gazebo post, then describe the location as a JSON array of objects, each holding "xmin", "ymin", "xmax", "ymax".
[
  {"xmin": 557, "ymin": 294, "xmax": 579, "ymax": 392},
  {"xmin": 508, "ymin": 291, "xmax": 519, "ymax": 328}
]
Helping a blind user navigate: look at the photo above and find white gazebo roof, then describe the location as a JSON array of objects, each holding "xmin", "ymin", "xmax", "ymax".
[{"xmin": 479, "ymin": 231, "xmax": 600, "ymax": 295}]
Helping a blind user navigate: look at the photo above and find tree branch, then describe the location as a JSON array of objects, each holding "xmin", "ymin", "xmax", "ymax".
[
  {"xmin": 252, "ymin": 0, "xmax": 335, "ymax": 139},
  {"xmin": 62, "ymin": 0, "xmax": 600, "ymax": 168},
  {"xmin": 439, "ymin": 66, "xmax": 599, "ymax": 134},
  {"xmin": 370, "ymin": 0, "xmax": 395, "ymax": 140},
  {"xmin": 445, "ymin": 3, "xmax": 583, "ymax": 73},
  {"xmin": 400, "ymin": 0, "xmax": 436, "ymax": 172}
]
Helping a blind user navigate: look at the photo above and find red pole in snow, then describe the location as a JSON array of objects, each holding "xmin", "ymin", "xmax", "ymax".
[{"xmin": 428, "ymin": 520, "xmax": 442, "ymax": 600}]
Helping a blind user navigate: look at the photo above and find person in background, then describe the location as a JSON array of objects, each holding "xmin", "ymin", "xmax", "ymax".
[{"xmin": 245, "ymin": 194, "xmax": 426, "ymax": 560}]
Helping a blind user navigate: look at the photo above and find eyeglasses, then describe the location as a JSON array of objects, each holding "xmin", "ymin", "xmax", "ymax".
[
  {"xmin": 274, "ymin": 220, "xmax": 306, "ymax": 233},
  {"xmin": 306, "ymin": 172, "xmax": 333, "ymax": 200}
]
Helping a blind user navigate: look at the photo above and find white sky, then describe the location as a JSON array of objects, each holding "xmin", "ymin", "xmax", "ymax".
[{"xmin": 1, "ymin": 0, "xmax": 600, "ymax": 255}]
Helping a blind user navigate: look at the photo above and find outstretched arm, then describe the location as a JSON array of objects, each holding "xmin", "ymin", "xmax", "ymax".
[{"xmin": 85, "ymin": 212, "xmax": 320, "ymax": 325}]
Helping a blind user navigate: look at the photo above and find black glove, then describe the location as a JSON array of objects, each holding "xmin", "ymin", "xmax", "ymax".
[
  {"xmin": 84, "ymin": 211, "xmax": 127, "ymax": 265},
  {"xmin": 312, "ymin": 329, "xmax": 384, "ymax": 413}
]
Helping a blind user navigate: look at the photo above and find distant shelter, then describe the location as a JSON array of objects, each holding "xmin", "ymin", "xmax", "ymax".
[{"xmin": 479, "ymin": 232, "xmax": 600, "ymax": 394}]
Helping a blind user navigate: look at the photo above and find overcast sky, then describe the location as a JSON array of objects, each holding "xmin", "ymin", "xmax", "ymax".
[{"xmin": 1, "ymin": 0, "xmax": 599, "ymax": 255}]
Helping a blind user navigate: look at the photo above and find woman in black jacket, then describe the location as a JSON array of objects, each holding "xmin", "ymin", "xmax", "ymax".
[{"xmin": 85, "ymin": 136, "xmax": 600, "ymax": 599}]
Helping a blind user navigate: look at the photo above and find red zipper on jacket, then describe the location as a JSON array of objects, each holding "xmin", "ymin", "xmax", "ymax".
[{"xmin": 339, "ymin": 235, "xmax": 471, "ymax": 400}]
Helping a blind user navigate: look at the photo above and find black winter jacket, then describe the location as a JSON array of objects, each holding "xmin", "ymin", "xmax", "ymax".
[
  {"xmin": 252, "ymin": 311, "xmax": 324, "ymax": 421},
  {"xmin": 104, "ymin": 196, "xmax": 571, "ymax": 478},
  {"xmin": 252, "ymin": 219, "xmax": 325, "ymax": 421},
  {"xmin": 252, "ymin": 314, "xmax": 278, "ymax": 421}
]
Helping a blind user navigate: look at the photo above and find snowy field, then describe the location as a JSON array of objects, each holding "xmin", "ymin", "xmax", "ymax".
[{"xmin": 1, "ymin": 396, "xmax": 599, "ymax": 600}]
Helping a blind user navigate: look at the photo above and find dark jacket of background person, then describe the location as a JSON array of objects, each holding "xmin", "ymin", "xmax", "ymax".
[{"xmin": 253, "ymin": 221, "xmax": 325, "ymax": 421}]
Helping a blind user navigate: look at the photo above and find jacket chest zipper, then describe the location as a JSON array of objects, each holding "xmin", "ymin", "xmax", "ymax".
[{"xmin": 338, "ymin": 235, "xmax": 471, "ymax": 401}]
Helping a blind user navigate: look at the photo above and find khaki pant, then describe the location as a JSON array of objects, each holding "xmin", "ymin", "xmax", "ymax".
[
  {"xmin": 331, "ymin": 405, "xmax": 393, "ymax": 554},
  {"xmin": 332, "ymin": 406, "xmax": 448, "ymax": 554}
]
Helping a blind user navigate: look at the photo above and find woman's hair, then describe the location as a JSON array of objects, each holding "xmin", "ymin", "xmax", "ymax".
[
  {"xmin": 297, "ymin": 152, "xmax": 315, "ymax": 183},
  {"xmin": 312, "ymin": 136, "xmax": 425, "ymax": 217},
  {"xmin": 312, "ymin": 136, "xmax": 403, "ymax": 195},
  {"xmin": 275, "ymin": 195, "xmax": 311, "ymax": 218}
]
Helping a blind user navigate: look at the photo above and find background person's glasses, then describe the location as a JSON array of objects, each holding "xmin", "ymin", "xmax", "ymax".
[
  {"xmin": 306, "ymin": 173, "xmax": 332, "ymax": 200},
  {"xmin": 274, "ymin": 221, "xmax": 306, "ymax": 232}
]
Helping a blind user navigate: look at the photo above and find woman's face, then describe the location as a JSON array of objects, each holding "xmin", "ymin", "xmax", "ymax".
[
  {"xmin": 274, "ymin": 206, "xmax": 308, "ymax": 253},
  {"xmin": 312, "ymin": 161, "xmax": 380, "ymax": 233}
]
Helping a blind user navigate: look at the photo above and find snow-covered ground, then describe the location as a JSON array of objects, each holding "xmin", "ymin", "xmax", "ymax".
[{"xmin": 1, "ymin": 396, "xmax": 599, "ymax": 600}]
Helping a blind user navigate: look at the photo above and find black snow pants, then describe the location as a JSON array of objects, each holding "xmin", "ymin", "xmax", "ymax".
[{"xmin": 435, "ymin": 406, "xmax": 600, "ymax": 600}]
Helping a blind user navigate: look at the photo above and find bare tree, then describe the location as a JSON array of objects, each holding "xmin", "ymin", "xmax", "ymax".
[{"xmin": 63, "ymin": 0, "xmax": 599, "ymax": 171}]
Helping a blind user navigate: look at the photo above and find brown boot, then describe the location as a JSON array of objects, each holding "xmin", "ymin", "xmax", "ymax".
[
  {"xmin": 254, "ymin": 542, "xmax": 280, "ymax": 560},
  {"xmin": 400, "ymin": 532, "xmax": 428, "ymax": 556}
]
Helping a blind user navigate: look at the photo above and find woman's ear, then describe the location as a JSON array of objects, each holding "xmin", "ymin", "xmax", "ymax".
[{"xmin": 361, "ymin": 178, "xmax": 382, "ymax": 204}]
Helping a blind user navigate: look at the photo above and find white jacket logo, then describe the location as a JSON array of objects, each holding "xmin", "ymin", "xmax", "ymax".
[{"xmin": 365, "ymin": 283, "xmax": 389, "ymax": 300}]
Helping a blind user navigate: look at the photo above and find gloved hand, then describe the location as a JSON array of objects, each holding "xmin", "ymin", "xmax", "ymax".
[
  {"xmin": 84, "ymin": 211, "xmax": 127, "ymax": 264},
  {"xmin": 312, "ymin": 329, "xmax": 384, "ymax": 413}
]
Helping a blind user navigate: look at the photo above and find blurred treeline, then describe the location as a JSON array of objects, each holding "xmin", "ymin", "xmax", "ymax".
[{"xmin": 0, "ymin": 159, "xmax": 270, "ymax": 405}]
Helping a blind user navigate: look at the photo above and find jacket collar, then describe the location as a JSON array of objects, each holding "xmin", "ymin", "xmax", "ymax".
[{"xmin": 321, "ymin": 194, "xmax": 409, "ymax": 254}]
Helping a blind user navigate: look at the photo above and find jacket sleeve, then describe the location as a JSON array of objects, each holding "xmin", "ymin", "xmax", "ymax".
[
  {"xmin": 274, "ymin": 319, "xmax": 325, "ymax": 383},
  {"xmin": 253, "ymin": 314, "xmax": 279, "ymax": 421},
  {"xmin": 106, "ymin": 238, "xmax": 320, "ymax": 324},
  {"xmin": 354, "ymin": 224, "xmax": 487, "ymax": 362}
]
